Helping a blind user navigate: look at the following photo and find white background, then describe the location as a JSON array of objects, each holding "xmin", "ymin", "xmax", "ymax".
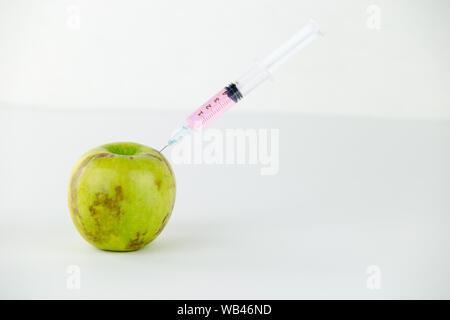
[
  {"xmin": 0, "ymin": 0, "xmax": 449, "ymax": 299},
  {"xmin": 1, "ymin": 0, "xmax": 449, "ymax": 118}
]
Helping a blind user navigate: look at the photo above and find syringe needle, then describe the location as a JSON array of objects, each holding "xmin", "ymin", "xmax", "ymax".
[{"xmin": 159, "ymin": 144, "xmax": 169, "ymax": 153}]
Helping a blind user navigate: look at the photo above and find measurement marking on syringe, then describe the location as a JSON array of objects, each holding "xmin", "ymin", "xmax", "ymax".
[
  {"xmin": 203, "ymin": 101, "xmax": 230, "ymax": 124},
  {"xmin": 187, "ymin": 88, "xmax": 236, "ymax": 129}
]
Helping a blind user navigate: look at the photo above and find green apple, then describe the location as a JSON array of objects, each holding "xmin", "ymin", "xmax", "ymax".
[{"xmin": 68, "ymin": 142, "xmax": 176, "ymax": 251}]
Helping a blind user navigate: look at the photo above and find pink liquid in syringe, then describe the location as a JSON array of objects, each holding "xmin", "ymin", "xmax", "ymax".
[{"xmin": 186, "ymin": 84, "xmax": 242, "ymax": 130}]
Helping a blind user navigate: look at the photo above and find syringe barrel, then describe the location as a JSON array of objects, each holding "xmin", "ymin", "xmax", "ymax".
[
  {"xmin": 186, "ymin": 83, "xmax": 242, "ymax": 131},
  {"xmin": 235, "ymin": 19, "xmax": 321, "ymax": 97}
]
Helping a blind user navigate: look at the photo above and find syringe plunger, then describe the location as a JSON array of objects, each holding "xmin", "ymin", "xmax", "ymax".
[{"xmin": 235, "ymin": 19, "xmax": 322, "ymax": 97}]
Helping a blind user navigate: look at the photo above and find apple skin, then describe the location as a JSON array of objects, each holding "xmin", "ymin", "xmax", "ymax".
[{"xmin": 68, "ymin": 142, "xmax": 175, "ymax": 251}]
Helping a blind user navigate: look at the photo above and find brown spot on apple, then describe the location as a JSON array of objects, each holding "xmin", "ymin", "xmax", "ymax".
[
  {"xmin": 153, "ymin": 211, "xmax": 171, "ymax": 237},
  {"xmin": 89, "ymin": 186, "xmax": 124, "ymax": 219},
  {"xmin": 126, "ymin": 231, "xmax": 149, "ymax": 250},
  {"xmin": 155, "ymin": 178, "xmax": 162, "ymax": 190},
  {"xmin": 69, "ymin": 153, "xmax": 111, "ymax": 241}
]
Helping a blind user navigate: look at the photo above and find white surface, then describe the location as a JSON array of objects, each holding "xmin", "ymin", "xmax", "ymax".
[
  {"xmin": 1, "ymin": 0, "xmax": 450, "ymax": 119},
  {"xmin": 0, "ymin": 107, "xmax": 449, "ymax": 299}
]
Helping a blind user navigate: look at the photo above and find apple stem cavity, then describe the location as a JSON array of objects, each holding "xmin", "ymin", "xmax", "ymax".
[{"xmin": 104, "ymin": 143, "xmax": 140, "ymax": 156}]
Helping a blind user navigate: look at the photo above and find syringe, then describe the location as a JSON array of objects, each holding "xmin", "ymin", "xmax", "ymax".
[{"xmin": 160, "ymin": 19, "xmax": 322, "ymax": 152}]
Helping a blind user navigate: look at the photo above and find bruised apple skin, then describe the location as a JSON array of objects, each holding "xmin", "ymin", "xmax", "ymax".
[{"xmin": 68, "ymin": 142, "xmax": 176, "ymax": 251}]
